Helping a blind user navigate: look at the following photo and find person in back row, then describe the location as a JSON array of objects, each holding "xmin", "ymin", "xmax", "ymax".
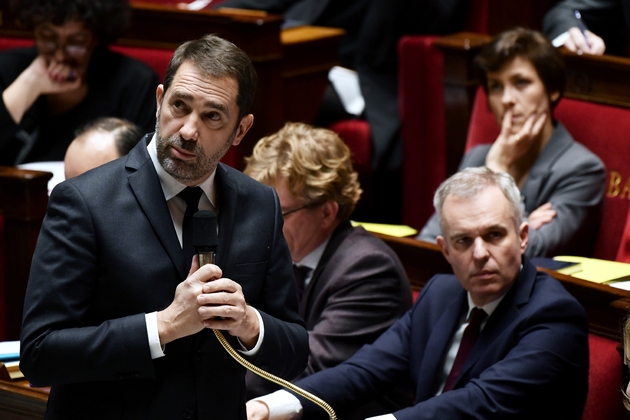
[
  {"xmin": 0, "ymin": 0, "xmax": 158, "ymax": 165},
  {"xmin": 64, "ymin": 116, "xmax": 143, "ymax": 179},
  {"xmin": 417, "ymin": 27, "xmax": 606, "ymax": 258},
  {"xmin": 247, "ymin": 166, "xmax": 589, "ymax": 420},
  {"xmin": 243, "ymin": 122, "xmax": 413, "ymax": 419}
]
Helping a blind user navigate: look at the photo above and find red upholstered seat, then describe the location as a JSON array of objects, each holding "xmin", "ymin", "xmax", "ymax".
[
  {"xmin": 328, "ymin": 119, "xmax": 372, "ymax": 176},
  {"xmin": 466, "ymin": 87, "xmax": 630, "ymax": 261},
  {"xmin": 398, "ymin": 35, "xmax": 444, "ymax": 230},
  {"xmin": 582, "ymin": 334, "xmax": 626, "ymax": 420},
  {"xmin": 0, "ymin": 38, "xmax": 33, "ymax": 51}
]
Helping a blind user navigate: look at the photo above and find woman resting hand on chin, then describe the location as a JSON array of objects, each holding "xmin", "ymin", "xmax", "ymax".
[
  {"xmin": 0, "ymin": 0, "xmax": 159, "ymax": 165},
  {"xmin": 417, "ymin": 28, "xmax": 606, "ymax": 258}
]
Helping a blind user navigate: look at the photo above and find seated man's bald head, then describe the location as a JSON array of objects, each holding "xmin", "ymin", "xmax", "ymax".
[{"xmin": 64, "ymin": 117, "xmax": 143, "ymax": 179}]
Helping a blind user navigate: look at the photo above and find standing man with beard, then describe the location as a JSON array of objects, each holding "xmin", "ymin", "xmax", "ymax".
[{"xmin": 19, "ymin": 34, "xmax": 309, "ymax": 420}]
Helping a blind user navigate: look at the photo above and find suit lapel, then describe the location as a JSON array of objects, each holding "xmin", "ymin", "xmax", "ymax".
[
  {"xmin": 452, "ymin": 258, "xmax": 536, "ymax": 389},
  {"xmin": 214, "ymin": 164, "xmax": 237, "ymax": 269},
  {"xmin": 126, "ymin": 136, "xmax": 188, "ymax": 279},
  {"xmin": 521, "ymin": 122, "xmax": 573, "ymax": 209},
  {"xmin": 299, "ymin": 221, "xmax": 354, "ymax": 318},
  {"xmin": 415, "ymin": 291, "xmax": 467, "ymax": 399}
]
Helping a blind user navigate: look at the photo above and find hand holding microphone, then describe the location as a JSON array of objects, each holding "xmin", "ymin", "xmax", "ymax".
[{"xmin": 193, "ymin": 211, "xmax": 260, "ymax": 346}]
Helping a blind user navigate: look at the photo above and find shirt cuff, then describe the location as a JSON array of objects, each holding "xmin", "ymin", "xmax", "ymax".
[
  {"xmin": 254, "ymin": 390, "xmax": 302, "ymax": 420},
  {"xmin": 237, "ymin": 308, "xmax": 264, "ymax": 356},
  {"xmin": 552, "ymin": 31, "xmax": 570, "ymax": 47},
  {"xmin": 145, "ymin": 312, "xmax": 166, "ymax": 359},
  {"xmin": 366, "ymin": 415, "xmax": 396, "ymax": 420}
]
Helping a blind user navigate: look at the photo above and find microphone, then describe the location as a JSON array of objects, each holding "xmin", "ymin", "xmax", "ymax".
[{"xmin": 193, "ymin": 210, "xmax": 218, "ymax": 267}]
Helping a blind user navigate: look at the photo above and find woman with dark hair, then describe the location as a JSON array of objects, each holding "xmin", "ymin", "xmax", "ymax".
[
  {"xmin": 418, "ymin": 27, "xmax": 606, "ymax": 258},
  {"xmin": 0, "ymin": 0, "xmax": 158, "ymax": 165}
]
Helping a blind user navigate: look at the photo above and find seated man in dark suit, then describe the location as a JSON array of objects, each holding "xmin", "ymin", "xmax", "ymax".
[
  {"xmin": 247, "ymin": 166, "xmax": 589, "ymax": 420},
  {"xmin": 243, "ymin": 122, "xmax": 413, "ymax": 417}
]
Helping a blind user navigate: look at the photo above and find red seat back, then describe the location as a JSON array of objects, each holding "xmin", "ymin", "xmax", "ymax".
[
  {"xmin": 466, "ymin": 87, "xmax": 630, "ymax": 260},
  {"xmin": 582, "ymin": 334, "xmax": 626, "ymax": 420}
]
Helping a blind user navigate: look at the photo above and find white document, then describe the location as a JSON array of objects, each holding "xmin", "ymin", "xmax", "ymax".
[{"xmin": 328, "ymin": 66, "xmax": 365, "ymax": 116}]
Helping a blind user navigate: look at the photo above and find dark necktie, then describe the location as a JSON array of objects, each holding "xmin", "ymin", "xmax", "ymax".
[
  {"xmin": 443, "ymin": 307, "xmax": 488, "ymax": 392},
  {"xmin": 178, "ymin": 187, "xmax": 203, "ymax": 271},
  {"xmin": 293, "ymin": 264, "xmax": 311, "ymax": 303}
]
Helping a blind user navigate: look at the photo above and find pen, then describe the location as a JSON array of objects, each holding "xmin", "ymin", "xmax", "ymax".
[{"xmin": 573, "ymin": 10, "xmax": 592, "ymax": 50}]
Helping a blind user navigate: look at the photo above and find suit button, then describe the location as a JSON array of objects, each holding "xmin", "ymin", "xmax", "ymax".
[
  {"xmin": 195, "ymin": 350, "xmax": 203, "ymax": 360},
  {"xmin": 182, "ymin": 408, "xmax": 193, "ymax": 419}
]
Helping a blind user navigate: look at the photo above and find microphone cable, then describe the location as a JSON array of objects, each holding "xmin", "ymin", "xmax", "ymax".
[
  {"xmin": 193, "ymin": 211, "xmax": 336, "ymax": 419},
  {"xmin": 212, "ymin": 329, "xmax": 337, "ymax": 420}
]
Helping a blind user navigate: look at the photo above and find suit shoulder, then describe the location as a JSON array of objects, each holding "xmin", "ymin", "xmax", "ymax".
[{"xmin": 530, "ymin": 271, "xmax": 587, "ymax": 315}]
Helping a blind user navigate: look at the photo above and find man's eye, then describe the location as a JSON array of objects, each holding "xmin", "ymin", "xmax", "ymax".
[
  {"xmin": 487, "ymin": 231, "xmax": 504, "ymax": 241},
  {"xmin": 456, "ymin": 237, "xmax": 471, "ymax": 245},
  {"xmin": 207, "ymin": 112, "xmax": 221, "ymax": 121}
]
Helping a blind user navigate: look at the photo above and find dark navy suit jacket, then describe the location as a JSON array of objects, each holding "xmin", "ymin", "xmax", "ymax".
[
  {"xmin": 20, "ymin": 135, "xmax": 309, "ymax": 420},
  {"xmin": 294, "ymin": 257, "xmax": 589, "ymax": 420}
]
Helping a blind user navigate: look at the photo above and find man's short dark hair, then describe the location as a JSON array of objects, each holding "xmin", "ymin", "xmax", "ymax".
[
  {"xmin": 11, "ymin": 0, "xmax": 131, "ymax": 45},
  {"xmin": 474, "ymin": 27, "xmax": 566, "ymax": 108},
  {"xmin": 163, "ymin": 34, "xmax": 258, "ymax": 121},
  {"xmin": 75, "ymin": 117, "xmax": 143, "ymax": 156}
]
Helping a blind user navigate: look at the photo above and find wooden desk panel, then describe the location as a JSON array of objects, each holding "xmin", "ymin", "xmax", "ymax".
[{"xmin": 0, "ymin": 167, "xmax": 50, "ymax": 341}]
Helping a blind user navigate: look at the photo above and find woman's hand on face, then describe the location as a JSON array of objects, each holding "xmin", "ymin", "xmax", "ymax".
[
  {"xmin": 27, "ymin": 55, "xmax": 81, "ymax": 95},
  {"xmin": 486, "ymin": 108, "xmax": 547, "ymax": 174}
]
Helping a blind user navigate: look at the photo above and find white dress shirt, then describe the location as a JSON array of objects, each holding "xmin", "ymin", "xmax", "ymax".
[{"xmin": 143, "ymin": 135, "xmax": 264, "ymax": 359}]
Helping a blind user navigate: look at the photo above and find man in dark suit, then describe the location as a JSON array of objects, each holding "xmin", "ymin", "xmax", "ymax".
[
  {"xmin": 243, "ymin": 122, "xmax": 413, "ymax": 417},
  {"xmin": 247, "ymin": 166, "xmax": 589, "ymax": 420},
  {"xmin": 542, "ymin": 0, "xmax": 629, "ymax": 56},
  {"xmin": 19, "ymin": 34, "xmax": 309, "ymax": 420}
]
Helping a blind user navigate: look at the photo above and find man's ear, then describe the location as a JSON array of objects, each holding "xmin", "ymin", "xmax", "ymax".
[
  {"xmin": 320, "ymin": 201, "xmax": 339, "ymax": 230},
  {"xmin": 519, "ymin": 222, "xmax": 529, "ymax": 254},
  {"xmin": 155, "ymin": 84, "xmax": 164, "ymax": 117},
  {"xmin": 232, "ymin": 114, "xmax": 254, "ymax": 147},
  {"xmin": 436, "ymin": 235, "xmax": 451, "ymax": 263}
]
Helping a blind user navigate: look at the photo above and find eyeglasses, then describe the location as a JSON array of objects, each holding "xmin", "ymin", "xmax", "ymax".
[
  {"xmin": 282, "ymin": 203, "xmax": 313, "ymax": 217},
  {"xmin": 36, "ymin": 39, "xmax": 90, "ymax": 59}
]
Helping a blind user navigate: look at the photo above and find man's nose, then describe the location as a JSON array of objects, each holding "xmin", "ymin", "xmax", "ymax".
[
  {"xmin": 472, "ymin": 237, "xmax": 490, "ymax": 261},
  {"xmin": 180, "ymin": 114, "xmax": 200, "ymax": 141}
]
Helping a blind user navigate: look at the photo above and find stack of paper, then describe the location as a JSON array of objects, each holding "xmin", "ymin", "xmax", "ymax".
[
  {"xmin": 350, "ymin": 221, "xmax": 418, "ymax": 237},
  {"xmin": 553, "ymin": 256, "xmax": 630, "ymax": 283}
]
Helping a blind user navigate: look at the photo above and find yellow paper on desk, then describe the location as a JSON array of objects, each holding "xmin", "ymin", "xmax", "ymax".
[
  {"xmin": 350, "ymin": 221, "xmax": 418, "ymax": 238},
  {"xmin": 553, "ymin": 256, "xmax": 630, "ymax": 283}
]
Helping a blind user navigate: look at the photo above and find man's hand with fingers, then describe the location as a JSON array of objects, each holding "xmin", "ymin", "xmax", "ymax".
[
  {"xmin": 157, "ymin": 257, "xmax": 222, "ymax": 345},
  {"xmin": 565, "ymin": 27, "xmax": 605, "ymax": 55}
]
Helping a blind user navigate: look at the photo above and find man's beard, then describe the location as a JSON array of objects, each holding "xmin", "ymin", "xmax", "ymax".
[{"xmin": 155, "ymin": 116, "xmax": 236, "ymax": 184}]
